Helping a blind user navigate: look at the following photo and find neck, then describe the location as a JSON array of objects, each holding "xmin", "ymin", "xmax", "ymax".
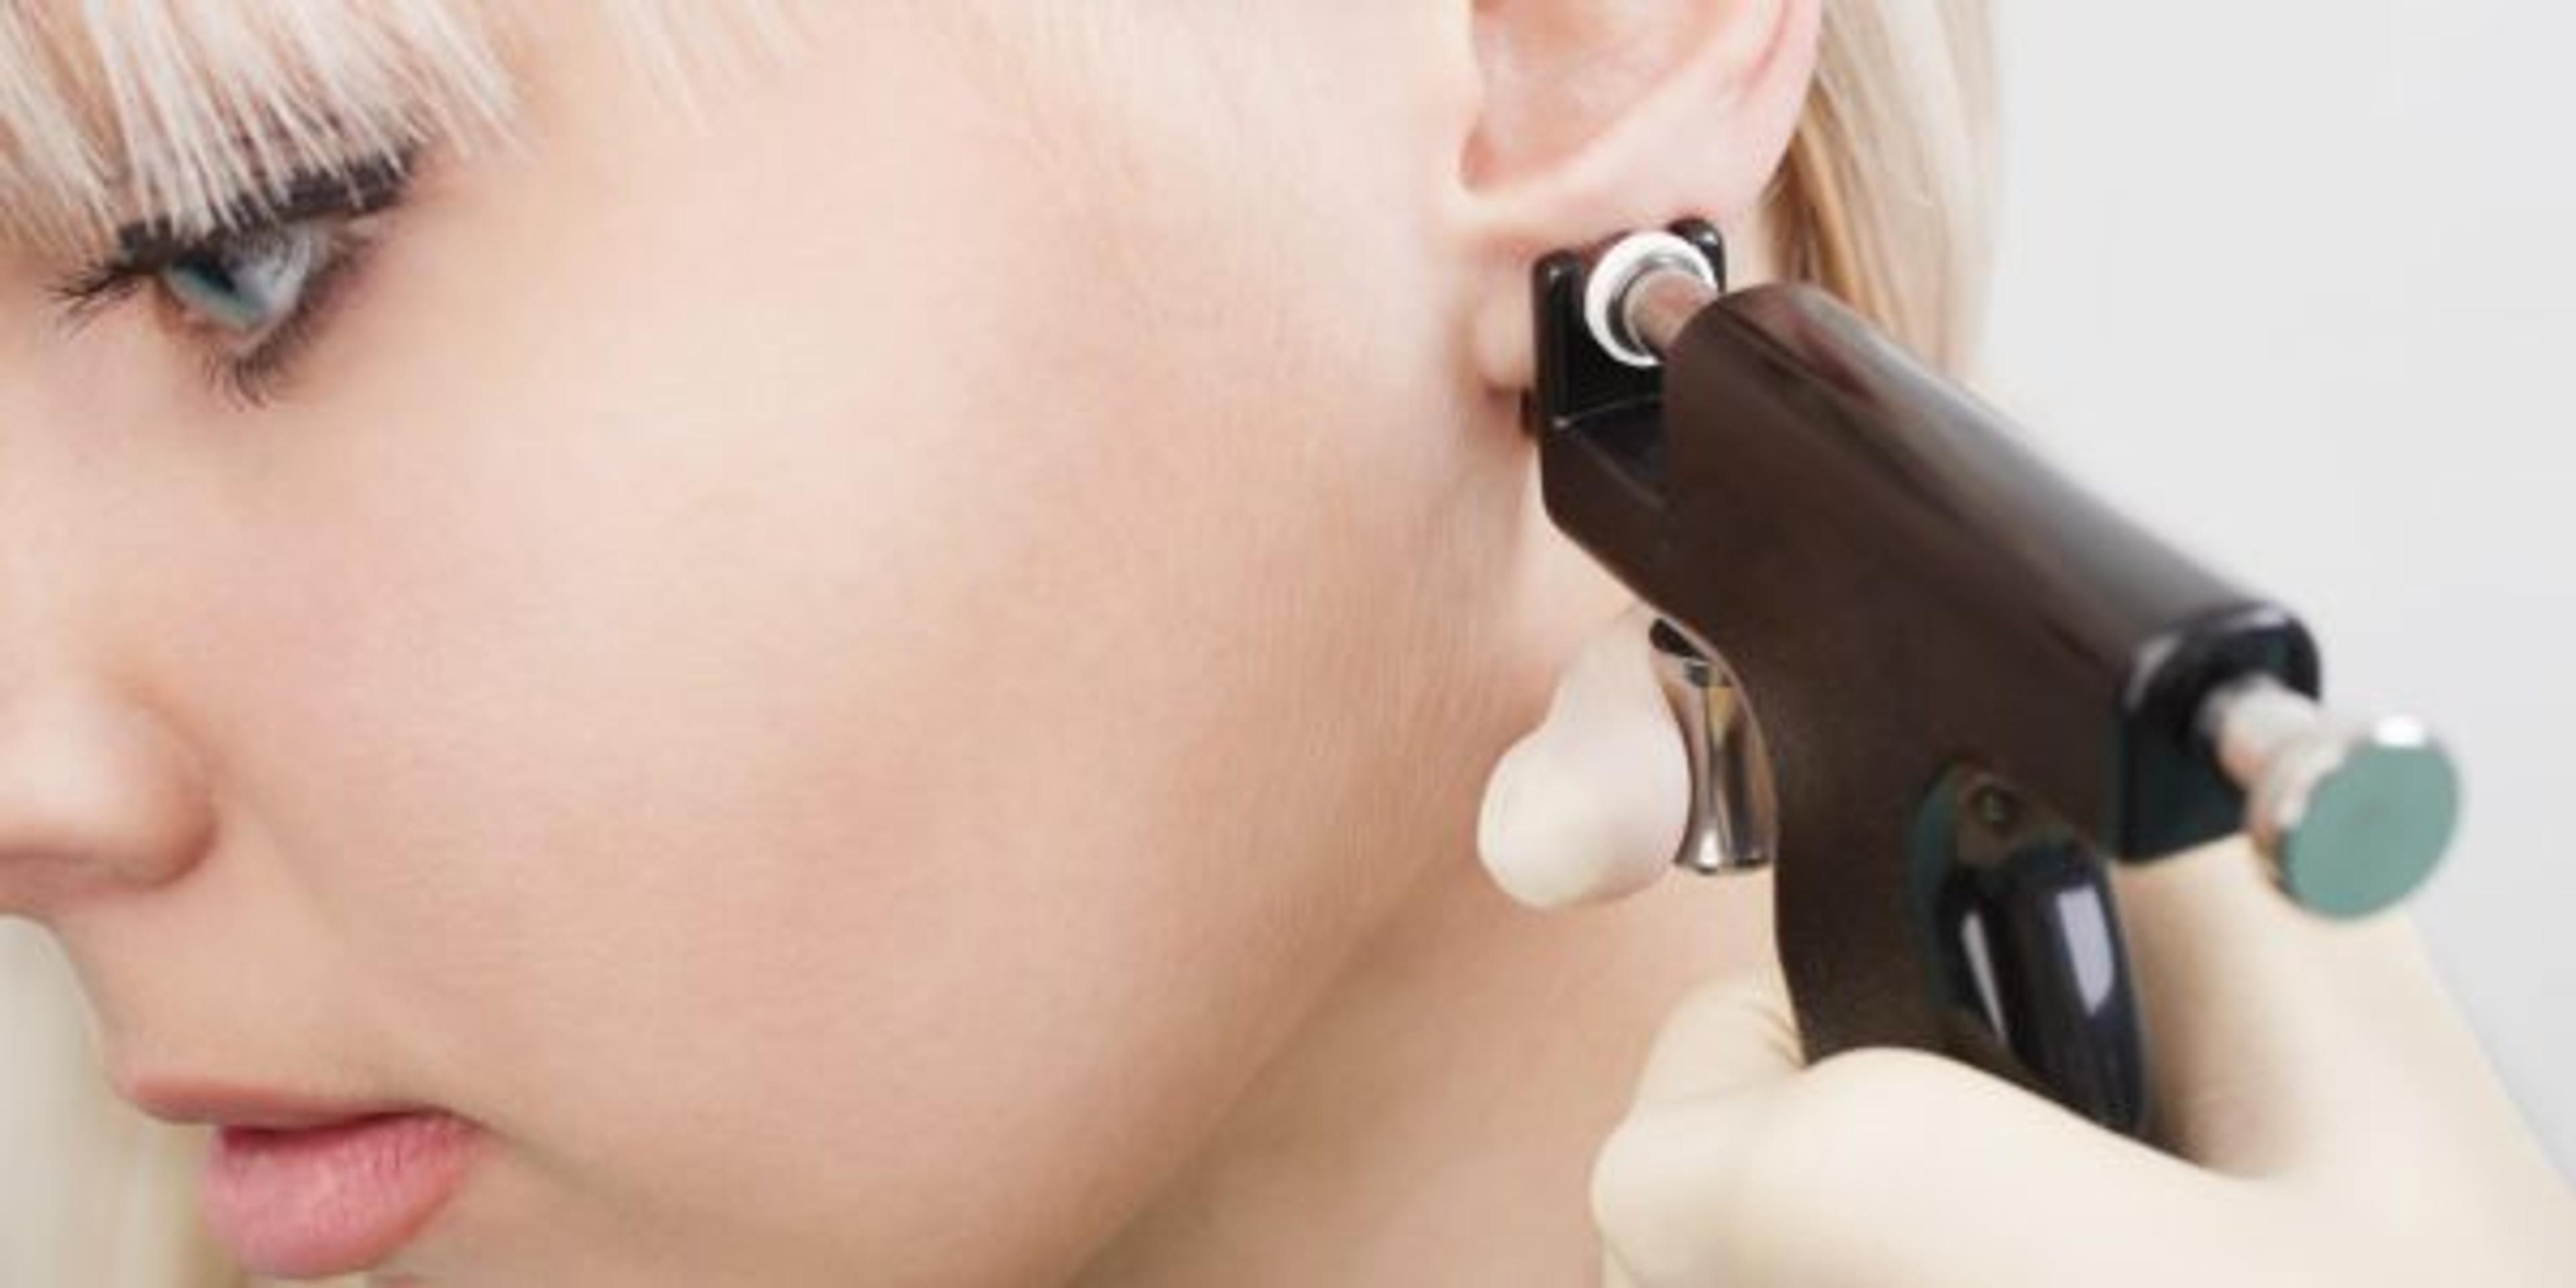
[{"xmin": 1071, "ymin": 850, "xmax": 1776, "ymax": 1285}]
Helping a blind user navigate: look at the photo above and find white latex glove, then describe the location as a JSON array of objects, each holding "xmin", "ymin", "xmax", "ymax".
[{"xmin": 1479, "ymin": 606, "xmax": 2576, "ymax": 1287}]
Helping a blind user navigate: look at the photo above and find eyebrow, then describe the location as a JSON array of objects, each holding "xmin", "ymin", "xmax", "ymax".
[{"xmin": 0, "ymin": 0, "xmax": 519, "ymax": 256}]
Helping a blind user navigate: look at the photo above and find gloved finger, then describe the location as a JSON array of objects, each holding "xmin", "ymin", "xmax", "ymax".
[
  {"xmin": 1591, "ymin": 1046, "xmax": 2281, "ymax": 1288},
  {"xmin": 2111, "ymin": 837, "xmax": 2516, "ymax": 1179},
  {"xmin": 1597, "ymin": 962, "xmax": 1803, "ymax": 1288},
  {"xmin": 1623, "ymin": 961, "xmax": 1803, "ymax": 1112},
  {"xmin": 1477, "ymin": 600, "xmax": 1690, "ymax": 910}
]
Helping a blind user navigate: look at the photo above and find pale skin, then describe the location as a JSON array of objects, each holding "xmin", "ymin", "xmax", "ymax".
[
  {"xmin": 0, "ymin": 1, "xmax": 1817, "ymax": 1283},
  {"xmin": 9, "ymin": 1, "xmax": 2573, "ymax": 1283}
]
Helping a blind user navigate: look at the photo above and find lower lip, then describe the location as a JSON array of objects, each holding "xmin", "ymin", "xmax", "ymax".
[{"xmin": 201, "ymin": 1110, "xmax": 478, "ymax": 1278}]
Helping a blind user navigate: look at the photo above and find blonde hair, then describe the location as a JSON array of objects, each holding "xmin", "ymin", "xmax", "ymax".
[
  {"xmin": 0, "ymin": 0, "xmax": 795, "ymax": 254},
  {"xmin": 0, "ymin": 2, "xmax": 1997, "ymax": 1283},
  {"xmin": 1769, "ymin": 0, "xmax": 2000, "ymax": 377}
]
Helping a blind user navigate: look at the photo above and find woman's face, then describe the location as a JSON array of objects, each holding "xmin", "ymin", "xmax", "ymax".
[{"xmin": 1, "ymin": 4, "xmax": 1558, "ymax": 1281}]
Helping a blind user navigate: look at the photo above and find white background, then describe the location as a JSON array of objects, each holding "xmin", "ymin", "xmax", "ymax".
[{"xmin": 1982, "ymin": 1, "xmax": 2574, "ymax": 1168}]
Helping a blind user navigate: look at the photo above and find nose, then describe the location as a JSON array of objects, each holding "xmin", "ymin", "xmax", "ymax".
[
  {"xmin": 0, "ymin": 682, "xmax": 218, "ymax": 917},
  {"xmin": 0, "ymin": 309, "xmax": 220, "ymax": 918}
]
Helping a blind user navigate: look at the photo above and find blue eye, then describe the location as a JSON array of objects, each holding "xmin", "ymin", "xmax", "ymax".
[
  {"xmin": 48, "ymin": 152, "xmax": 413, "ymax": 407},
  {"xmin": 160, "ymin": 224, "xmax": 333, "ymax": 341}
]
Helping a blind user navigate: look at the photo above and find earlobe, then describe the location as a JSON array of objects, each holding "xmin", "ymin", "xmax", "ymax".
[{"xmin": 1450, "ymin": 0, "xmax": 1821, "ymax": 393}]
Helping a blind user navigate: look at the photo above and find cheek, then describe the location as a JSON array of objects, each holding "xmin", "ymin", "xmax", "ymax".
[
  {"xmin": 175, "ymin": 17, "xmax": 1495, "ymax": 1280},
  {"xmin": 213, "ymin": 325, "xmax": 1460, "ymax": 1271}
]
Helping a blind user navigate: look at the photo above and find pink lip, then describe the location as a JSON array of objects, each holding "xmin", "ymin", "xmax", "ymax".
[{"xmin": 197, "ymin": 1110, "xmax": 479, "ymax": 1278}]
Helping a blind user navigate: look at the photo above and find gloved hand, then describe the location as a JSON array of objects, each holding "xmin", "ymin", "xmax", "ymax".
[{"xmin": 1479, "ymin": 604, "xmax": 2576, "ymax": 1287}]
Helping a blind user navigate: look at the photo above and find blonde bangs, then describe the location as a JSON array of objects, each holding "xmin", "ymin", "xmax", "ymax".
[{"xmin": 0, "ymin": 0, "xmax": 796, "ymax": 255}]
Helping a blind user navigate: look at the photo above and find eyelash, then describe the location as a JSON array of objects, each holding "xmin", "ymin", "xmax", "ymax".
[{"xmin": 48, "ymin": 158, "xmax": 412, "ymax": 408}]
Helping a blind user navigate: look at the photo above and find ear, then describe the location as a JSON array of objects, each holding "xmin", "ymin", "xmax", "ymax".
[{"xmin": 1447, "ymin": 0, "xmax": 1823, "ymax": 393}]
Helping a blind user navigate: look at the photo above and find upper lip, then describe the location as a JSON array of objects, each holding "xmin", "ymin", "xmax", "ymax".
[{"xmin": 117, "ymin": 1073, "xmax": 432, "ymax": 1132}]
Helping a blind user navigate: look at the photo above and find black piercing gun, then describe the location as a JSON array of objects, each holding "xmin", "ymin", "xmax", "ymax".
[{"xmin": 1529, "ymin": 219, "xmax": 2461, "ymax": 1139}]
